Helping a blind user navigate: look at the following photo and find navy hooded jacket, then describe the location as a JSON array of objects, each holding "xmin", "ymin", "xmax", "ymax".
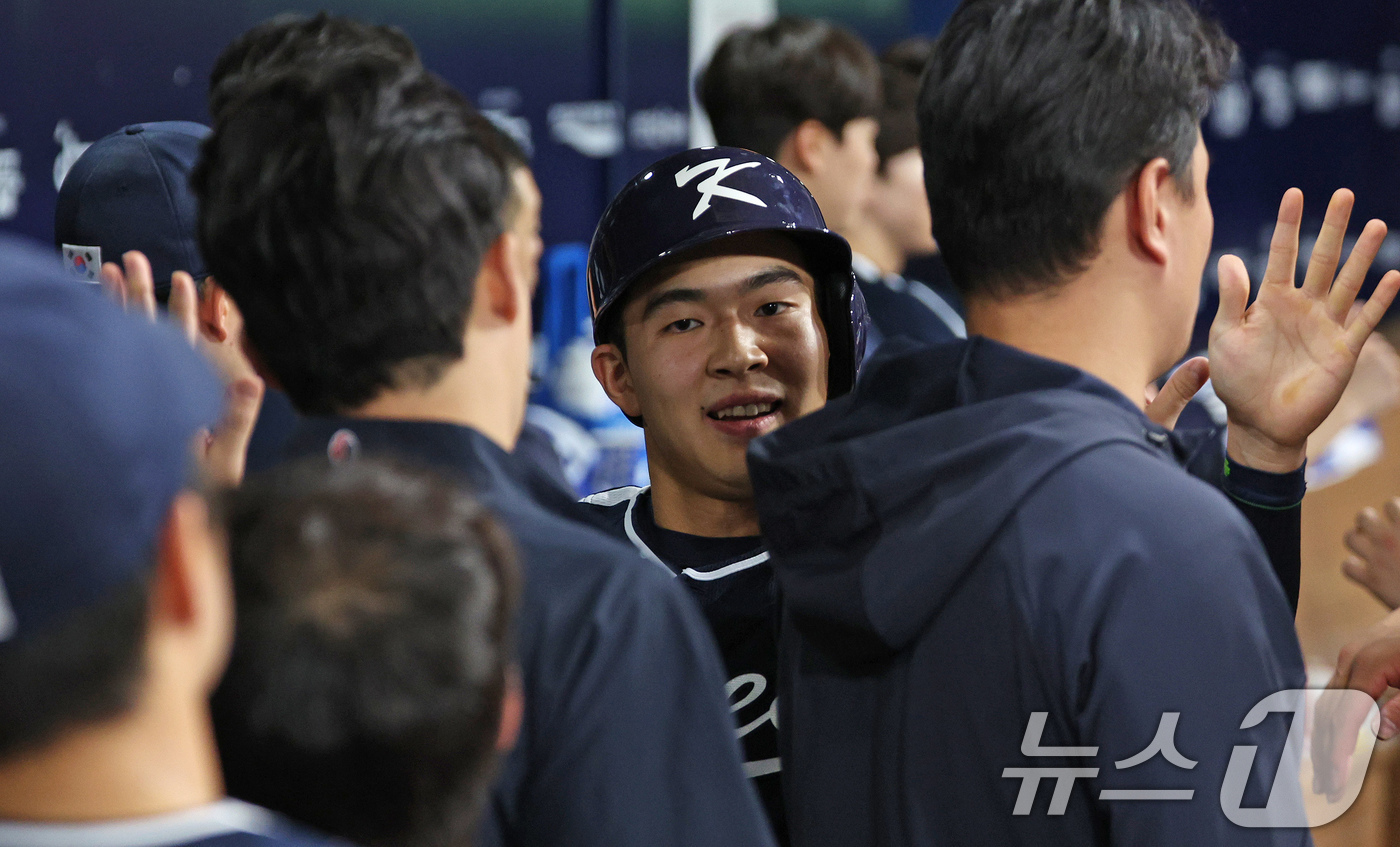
[{"xmin": 748, "ymin": 338, "xmax": 1309, "ymax": 847}]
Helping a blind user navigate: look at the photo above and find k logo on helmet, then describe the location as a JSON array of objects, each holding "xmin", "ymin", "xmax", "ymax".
[{"xmin": 675, "ymin": 158, "xmax": 768, "ymax": 220}]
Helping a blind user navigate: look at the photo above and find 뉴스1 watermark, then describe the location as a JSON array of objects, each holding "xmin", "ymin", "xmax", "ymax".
[{"xmin": 1003, "ymin": 689, "xmax": 1381, "ymax": 827}]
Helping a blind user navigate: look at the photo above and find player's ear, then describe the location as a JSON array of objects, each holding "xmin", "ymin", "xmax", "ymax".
[
  {"xmin": 150, "ymin": 491, "xmax": 235, "ymax": 693},
  {"xmin": 782, "ymin": 119, "xmax": 835, "ymax": 177},
  {"xmin": 1128, "ymin": 157, "xmax": 1173, "ymax": 267},
  {"xmin": 591, "ymin": 342, "xmax": 642, "ymax": 420},
  {"xmin": 496, "ymin": 666, "xmax": 524, "ymax": 751},
  {"xmin": 473, "ymin": 235, "xmax": 522, "ymax": 326}
]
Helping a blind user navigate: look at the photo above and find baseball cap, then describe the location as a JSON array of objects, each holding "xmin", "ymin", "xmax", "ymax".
[
  {"xmin": 0, "ymin": 234, "xmax": 223, "ymax": 643},
  {"xmin": 53, "ymin": 121, "xmax": 210, "ymax": 296}
]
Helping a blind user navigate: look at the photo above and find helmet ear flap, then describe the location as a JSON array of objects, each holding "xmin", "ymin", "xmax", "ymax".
[{"xmin": 820, "ymin": 271, "xmax": 867, "ymax": 398}]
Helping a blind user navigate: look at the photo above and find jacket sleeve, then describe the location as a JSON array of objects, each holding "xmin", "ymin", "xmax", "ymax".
[
  {"xmin": 1030, "ymin": 450, "xmax": 1311, "ymax": 846},
  {"xmin": 494, "ymin": 550, "xmax": 777, "ymax": 847},
  {"xmin": 1171, "ymin": 426, "xmax": 1305, "ymax": 614}
]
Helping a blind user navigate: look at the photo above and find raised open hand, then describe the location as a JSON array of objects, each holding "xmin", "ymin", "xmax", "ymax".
[
  {"xmin": 98, "ymin": 250, "xmax": 264, "ymax": 486},
  {"xmin": 1209, "ymin": 189, "xmax": 1400, "ymax": 472}
]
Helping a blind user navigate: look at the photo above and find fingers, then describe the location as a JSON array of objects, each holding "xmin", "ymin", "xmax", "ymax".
[
  {"xmin": 1381, "ymin": 696, "xmax": 1400, "ymax": 740},
  {"xmin": 167, "ymin": 272, "xmax": 199, "ymax": 346},
  {"xmin": 1346, "ymin": 270, "xmax": 1400, "ymax": 351},
  {"xmin": 1302, "ymin": 189, "xmax": 1355, "ymax": 298},
  {"xmin": 1212, "ymin": 254, "xmax": 1251, "ymax": 337},
  {"xmin": 1384, "ymin": 497, "xmax": 1400, "ymax": 524},
  {"xmin": 1261, "ymin": 188, "xmax": 1305, "ymax": 291},
  {"xmin": 99, "ymin": 261, "xmax": 127, "ymax": 308},
  {"xmin": 1344, "ymin": 528, "xmax": 1374, "ymax": 561},
  {"xmin": 1328, "ymin": 218, "xmax": 1388, "ymax": 320},
  {"xmin": 121, "ymin": 251, "xmax": 157, "ymax": 320},
  {"xmin": 1357, "ymin": 506, "xmax": 1389, "ymax": 540},
  {"xmin": 1144, "ymin": 357, "xmax": 1209, "ymax": 430},
  {"xmin": 202, "ymin": 377, "xmax": 265, "ymax": 487}
]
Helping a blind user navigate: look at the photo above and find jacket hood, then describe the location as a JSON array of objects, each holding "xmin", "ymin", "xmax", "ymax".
[{"xmin": 747, "ymin": 337, "xmax": 1164, "ymax": 664}]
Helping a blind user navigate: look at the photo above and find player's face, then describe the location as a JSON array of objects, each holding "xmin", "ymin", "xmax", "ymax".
[
  {"xmin": 802, "ymin": 117, "xmax": 880, "ymax": 236},
  {"xmin": 612, "ymin": 234, "xmax": 829, "ymax": 501},
  {"xmin": 869, "ymin": 147, "xmax": 937, "ymax": 258}
]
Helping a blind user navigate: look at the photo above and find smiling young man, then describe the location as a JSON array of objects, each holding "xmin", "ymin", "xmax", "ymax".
[{"xmin": 583, "ymin": 146, "xmax": 867, "ymax": 844}]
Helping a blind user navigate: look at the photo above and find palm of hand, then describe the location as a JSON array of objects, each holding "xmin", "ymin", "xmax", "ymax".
[
  {"xmin": 1209, "ymin": 283, "xmax": 1358, "ymax": 449},
  {"xmin": 1209, "ymin": 188, "xmax": 1400, "ymax": 458}
]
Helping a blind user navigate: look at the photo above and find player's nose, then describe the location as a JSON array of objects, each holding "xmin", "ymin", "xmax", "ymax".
[{"xmin": 708, "ymin": 317, "xmax": 767, "ymax": 377}]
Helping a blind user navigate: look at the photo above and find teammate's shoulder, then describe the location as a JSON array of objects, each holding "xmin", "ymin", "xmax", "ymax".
[
  {"xmin": 1023, "ymin": 439, "xmax": 1260, "ymax": 562},
  {"xmin": 580, "ymin": 484, "xmax": 647, "ymax": 510},
  {"xmin": 0, "ymin": 801, "xmax": 350, "ymax": 847}
]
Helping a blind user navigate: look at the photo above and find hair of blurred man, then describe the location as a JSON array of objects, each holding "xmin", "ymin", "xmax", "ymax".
[
  {"xmin": 193, "ymin": 48, "xmax": 530, "ymax": 419},
  {"xmin": 0, "ymin": 570, "xmax": 153, "ymax": 762},
  {"xmin": 697, "ymin": 17, "xmax": 881, "ymax": 236},
  {"xmin": 212, "ymin": 457, "xmax": 521, "ymax": 847},
  {"xmin": 919, "ymin": 0, "xmax": 1235, "ymax": 299},
  {"xmin": 698, "ymin": 16, "xmax": 879, "ymax": 160}
]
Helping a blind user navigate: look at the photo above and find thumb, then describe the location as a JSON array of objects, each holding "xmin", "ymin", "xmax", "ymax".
[
  {"xmin": 1145, "ymin": 357, "xmax": 1209, "ymax": 430},
  {"xmin": 203, "ymin": 377, "xmax": 265, "ymax": 487},
  {"xmin": 1213, "ymin": 254, "xmax": 1251, "ymax": 338}
]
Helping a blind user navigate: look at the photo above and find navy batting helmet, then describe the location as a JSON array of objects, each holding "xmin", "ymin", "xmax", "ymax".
[{"xmin": 587, "ymin": 146, "xmax": 868, "ymax": 398}]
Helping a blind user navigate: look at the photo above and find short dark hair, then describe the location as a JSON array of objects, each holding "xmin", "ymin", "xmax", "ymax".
[
  {"xmin": 194, "ymin": 24, "xmax": 527, "ymax": 414},
  {"xmin": 0, "ymin": 571, "xmax": 151, "ymax": 760},
  {"xmin": 207, "ymin": 12, "xmax": 420, "ymax": 122},
  {"xmin": 875, "ymin": 37, "xmax": 932, "ymax": 170},
  {"xmin": 212, "ymin": 458, "xmax": 519, "ymax": 847},
  {"xmin": 698, "ymin": 16, "xmax": 880, "ymax": 159},
  {"xmin": 919, "ymin": 0, "xmax": 1235, "ymax": 297}
]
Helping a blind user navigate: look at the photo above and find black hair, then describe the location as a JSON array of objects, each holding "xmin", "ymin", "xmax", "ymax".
[
  {"xmin": 0, "ymin": 572, "xmax": 151, "ymax": 760},
  {"xmin": 212, "ymin": 458, "xmax": 519, "ymax": 847},
  {"xmin": 697, "ymin": 16, "xmax": 881, "ymax": 159},
  {"xmin": 875, "ymin": 37, "xmax": 932, "ymax": 170},
  {"xmin": 194, "ymin": 18, "xmax": 527, "ymax": 414},
  {"xmin": 208, "ymin": 12, "xmax": 421, "ymax": 123},
  {"xmin": 919, "ymin": 0, "xmax": 1236, "ymax": 297}
]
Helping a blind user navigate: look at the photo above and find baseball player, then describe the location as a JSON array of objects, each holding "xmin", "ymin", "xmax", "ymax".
[{"xmin": 581, "ymin": 146, "xmax": 868, "ymax": 843}]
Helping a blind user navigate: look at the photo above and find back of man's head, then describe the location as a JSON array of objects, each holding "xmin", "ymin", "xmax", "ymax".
[
  {"xmin": 698, "ymin": 16, "xmax": 880, "ymax": 159},
  {"xmin": 194, "ymin": 43, "xmax": 526, "ymax": 415},
  {"xmin": 0, "ymin": 235, "xmax": 222, "ymax": 764},
  {"xmin": 208, "ymin": 12, "xmax": 420, "ymax": 123},
  {"xmin": 920, "ymin": 0, "xmax": 1235, "ymax": 298},
  {"xmin": 212, "ymin": 458, "xmax": 519, "ymax": 847}
]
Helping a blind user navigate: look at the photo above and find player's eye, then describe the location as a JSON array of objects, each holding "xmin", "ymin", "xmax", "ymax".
[
  {"xmin": 665, "ymin": 318, "xmax": 702, "ymax": 333},
  {"xmin": 756, "ymin": 302, "xmax": 791, "ymax": 317}
]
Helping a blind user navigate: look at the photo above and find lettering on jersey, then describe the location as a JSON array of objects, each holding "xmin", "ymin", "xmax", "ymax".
[
  {"xmin": 674, "ymin": 158, "xmax": 767, "ymax": 220},
  {"xmin": 726, "ymin": 672, "xmax": 780, "ymax": 778}
]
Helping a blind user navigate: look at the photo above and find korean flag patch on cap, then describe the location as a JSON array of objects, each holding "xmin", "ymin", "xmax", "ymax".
[{"xmin": 61, "ymin": 244, "xmax": 101, "ymax": 282}]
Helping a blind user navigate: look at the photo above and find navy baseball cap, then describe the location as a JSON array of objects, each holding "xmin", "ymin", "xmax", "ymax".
[
  {"xmin": 53, "ymin": 121, "xmax": 210, "ymax": 296},
  {"xmin": 0, "ymin": 234, "xmax": 223, "ymax": 643}
]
